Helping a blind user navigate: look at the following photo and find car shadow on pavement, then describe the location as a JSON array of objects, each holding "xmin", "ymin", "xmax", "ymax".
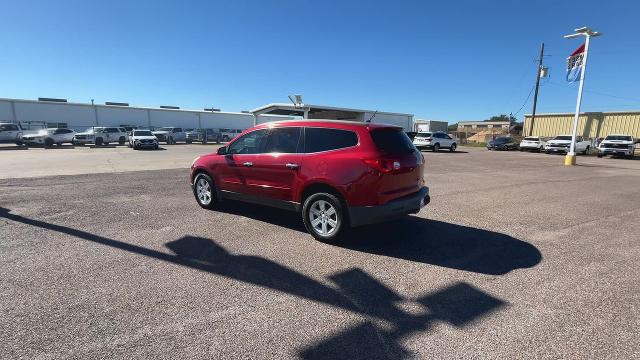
[
  {"xmin": 214, "ymin": 202, "xmax": 542, "ymax": 275},
  {"xmin": 0, "ymin": 206, "xmax": 506, "ymax": 359}
]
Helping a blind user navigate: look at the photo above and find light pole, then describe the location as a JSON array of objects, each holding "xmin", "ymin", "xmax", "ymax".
[{"xmin": 564, "ymin": 26, "xmax": 601, "ymax": 166}]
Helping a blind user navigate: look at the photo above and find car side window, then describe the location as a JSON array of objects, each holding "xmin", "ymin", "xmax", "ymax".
[
  {"xmin": 228, "ymin": 129, "xmax": 268, "ymax": 154},
  {"xmin": 446, "ymin": 135, "xmax": 453, "ymax": 140},
  {"xmin": 304, "ymin": 128, "xmax": 358, "ymax": 153},
  {"xmin": 264, "ymin": 127, "xmax": 301, "ymax": 153},
  {"xmin": 174, "ymin": 128, "xmax": 182, "ymax": 133}
]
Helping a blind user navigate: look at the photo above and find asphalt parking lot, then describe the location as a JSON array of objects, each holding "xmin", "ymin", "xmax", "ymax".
[{"xmin": 1, "ymin": 146, "xmax": 639, "ymax": 359}]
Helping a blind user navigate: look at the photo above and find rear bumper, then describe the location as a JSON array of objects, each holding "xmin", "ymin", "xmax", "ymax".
[{"xmin": 348, "ymin": 186, "xmax": 430, "ymax": 227}]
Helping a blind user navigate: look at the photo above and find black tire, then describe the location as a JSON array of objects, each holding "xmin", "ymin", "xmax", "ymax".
[
  {"xmin": 44, "ymin": 138, "xmax": 54, "ymax": 147},
  {"xmin": 597, "ymin": 153, "xmax": 603, "ymax": 158},
  {"xmin": 519, "ymin": 148, "xmax": 524, "ymax": 152},
  {"xmin": 16, "ymin": 141, "xmax": 23, "ymax": 146},
  {"xmin": 302, "ymin": 192, "xmax": 347, "ymax": 242},
  {"xmin": 628, "ymin": 154, "xmax": 634, "ymax": 160},
  {"xmin": 186, "ymin": 139, "xmax": 192, "ymax": 144},
  {"xmin": 154, "ymin": 144, "xmax": 159, "ymax": 150},
  {"xmin": 432, "ymin": 143, "xmax": 440, "ymax": 152},
  {"xmin": 545, "ymin": 150, "xmax": 550, "ymax": 154},
  {"xmin": 168, "ymin": 136, "xmax": 174, "ymax": 145},
  {"xmin": 119, "ymin": 137, "xmax": 125, "ymax": 145},
  {"xmin": 450, "ymin": 143, "xmax": 457, "ymax": 152},
  {"xmin": 95, "ymin": 137, "xmax": 103, "ymax": 146},
  {"xmin": 193, "ymin": 173, "xmax": 217, "ymax": 209}
]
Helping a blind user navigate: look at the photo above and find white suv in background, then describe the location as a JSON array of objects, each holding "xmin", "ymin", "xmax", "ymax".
[
  {"xmin": 21, "ymin": 128, "xmax": 76, "ymax": 147},
  {"xmin": 597, "ymin": 134, "xmax": 636, "ymax": 159},
  {"xmin": 152, "ymin": 127, "xmax": 186, "ymax": 144},
  {"xmin": 412, "ymin": 131, "xmax": 457, "ymax": 152},
  {"xmin": 74, "ymin": 127, "xmax": 129, "ymax": 146},
  {"xmin": 519, "ymin": 136, "xmax": 546, "ymax": 152}
]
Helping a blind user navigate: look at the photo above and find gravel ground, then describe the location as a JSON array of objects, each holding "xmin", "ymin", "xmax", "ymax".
[{"xmin": 1, "ymin": 147, "xmax": 639, "ymax": 359}]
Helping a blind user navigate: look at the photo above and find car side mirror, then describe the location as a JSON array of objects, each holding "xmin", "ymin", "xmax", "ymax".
[{"xmin": 217, "ymin": 146, "xmax": 227, "ymax": 155}]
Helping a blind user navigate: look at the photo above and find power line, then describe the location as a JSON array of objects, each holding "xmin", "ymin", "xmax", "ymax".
[{"xmin": 513, "ymin": 85, "xmax": 535, "ymax": 117}]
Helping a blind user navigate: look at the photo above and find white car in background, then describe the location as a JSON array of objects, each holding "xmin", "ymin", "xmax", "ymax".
[
  {"xmin": 21, "ymin": 128, "xmax": 76, "ymax": 147},
  {"xmin": 152, "ymin": 127, "xmax": 186, "ymax": 144},
  {"xmin": 412, "ymin": 131, "xmax": 457, "ymax": 152},
  {"xmin": 519, "ymin": 136, "xmax": 546, "ymax": 152},
  {"xmin": 597, "ymin": 134, "xmax": 636, "ymax": 159},
  {"xmin": 219, "ymin": 128, "xmax": 243, "ymax": 142},
  {"xmin": 128, "ymin": 129, "xmax": 159, "ymax": 150},
  {"xmin": 545, "ymin": 135, "xmax": 591, "ymax": 154}
]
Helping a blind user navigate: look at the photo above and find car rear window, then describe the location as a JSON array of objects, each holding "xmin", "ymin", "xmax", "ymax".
[
  {"xmin": 605, "ymin": 135, "xmax": 632, "ymax": 141},
  {"xmin": 369, "ymin": 128, "xmax": 416, "ymax": 154},
  {"xmin": 304, "ymin": 128, "xmax": 358, "ymax": 153},
  {"xmin": 523, "ymin": 137, "xmax": 539, "ymax": 141}
]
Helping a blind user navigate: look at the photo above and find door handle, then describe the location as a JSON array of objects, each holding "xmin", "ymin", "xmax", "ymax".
[
  {"xmin": 243, "ymin": 162, "xmax": 253, "ymax": 167},
  {"xmin": 285, "ymin": 163, "xmax": 299, "ymax": 170}
]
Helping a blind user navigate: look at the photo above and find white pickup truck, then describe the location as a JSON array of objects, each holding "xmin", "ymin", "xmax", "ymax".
[
  {"xmin": 545, "ymin": 135, "xmax": 591, "ymax": 154},
  {"xmin": 597, "ymin": 134, "xmax": 636, "ymax": 159}
]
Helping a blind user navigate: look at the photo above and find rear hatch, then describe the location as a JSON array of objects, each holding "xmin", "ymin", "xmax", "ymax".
[{"xmin": 367, "ymin": 128, "xmax": 424, "ymax": 204}]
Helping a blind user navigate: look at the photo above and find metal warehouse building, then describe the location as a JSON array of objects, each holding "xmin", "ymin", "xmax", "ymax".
[
  {"xmin": 524, "ymin": 111, "xmax": 640, "ymax": 138},
  {"xmin": 0, "ymin": 98, "xmax": 289, "ymax": 132}
]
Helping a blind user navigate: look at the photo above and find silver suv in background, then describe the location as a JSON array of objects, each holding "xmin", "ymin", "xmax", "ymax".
[
  {"xmin": 185, "ymin": 128, "xmax": 221, "ymax": 144},
  {"xmin": 219, "ymin": 128, "xmax": 243, "ymax": 142},
  {"xmin": 152, "ymin": 127, "xmax": 186, "ymax": 144},
  {"xmin": 0, "ymin": 122, "xmax": 24, "ymax": 145},
  {"xmin": 74, "ymin": 127, "xmax": 129, "ymax": 146}
]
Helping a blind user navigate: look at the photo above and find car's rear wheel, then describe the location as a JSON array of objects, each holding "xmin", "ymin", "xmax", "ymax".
[
  {"xmin": 302, "ymin": 193, "xmax": 346, "ymax": 242},
  {"xmin": 193, "ymin": 173, "xmax": 217, "ymax": 209},
  {"xmin": 450, "ymin": 143, "xmax": 457, "ymax": 152},
  {"xmin": 186, "ymin": 139, "xmax": 192, "ymax": 144},
  {"xmin": 432, "ymin": 143, "xmax": 440, "ymax": 152},
  {"xmin": 95, "ymin": 137, "xmax": 103, "ymax": 146},
  {"xmin": 44, "ymin": 138, "xmax": 54, "ymax": 147}
]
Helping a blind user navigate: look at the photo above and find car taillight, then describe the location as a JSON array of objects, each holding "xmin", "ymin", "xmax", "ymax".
[
  {"xmin": 363, "ymin": 159, "xmax": 399, "ymax": 174},
  {"xmin": 425, "ymin": 137, "xmax": 432, "ymax": 141}
]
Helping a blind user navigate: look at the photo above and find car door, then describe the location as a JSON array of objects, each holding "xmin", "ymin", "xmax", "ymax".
[
  {"xmin": 217, "ymin": 129, "xmax": 269, "ymax": 195},
  {"xmin": 442, "ymin": 134, "xmax": 454, "ymax": 148},
  {"xmin": 247, "ymin": 127, "xmax": 303, "ymax": 202}
]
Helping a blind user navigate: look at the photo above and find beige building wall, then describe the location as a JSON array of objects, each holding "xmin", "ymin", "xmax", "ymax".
[{"xmin": 524, "ymin": 111, "xmax": 640, "ymax": 138}]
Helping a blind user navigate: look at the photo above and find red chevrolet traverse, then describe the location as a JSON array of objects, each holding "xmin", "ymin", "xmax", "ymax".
[{"xmin": 190, "ymin": 120, "xmax": 430, "ymax": 241}]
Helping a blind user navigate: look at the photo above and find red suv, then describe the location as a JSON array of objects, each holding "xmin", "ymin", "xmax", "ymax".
[{"xmin": 190, "ymin": 120, "xmax": 429, "ymax": 241}]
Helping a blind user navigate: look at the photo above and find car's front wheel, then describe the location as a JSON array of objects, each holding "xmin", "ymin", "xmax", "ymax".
[
  {"xmin": 302, "ymin": 193, "xmax": 346, "ymax": 241},
  {"xmin": 193, "ymin": 173, "xmax": 217, "ymax": 209}
]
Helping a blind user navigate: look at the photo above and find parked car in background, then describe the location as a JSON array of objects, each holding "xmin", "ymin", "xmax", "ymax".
[
  {"xmin": 190, "ymin": 120, "xmax": 429, "ymax": 241},
  {"xmin": 412, "ymin": 131, "xmax": 457, "ymax": 152},
  {"xmin": 219, "ymin": 128, "xmax": 243, "ymax": 142},
  {"xmin": 519, "ymin": 136, "xmax": 546, "ymax": 152},
  {"xmin": 487, "ymin": 137, "xmax": 517, "ymax": 151},
  {"xmin": 597, "ymin": 134, "xmax": 636, "ymax": 159},
  {"xmin": 186, "ymin": 128, "xmax": 221, "ymax": 144},
  {"xmin": 128, "ymin": 129, "xmax": 159, "ymax": 150},
  {"xmin": 74, "ymin": 127, "xmax": 129, "ymax": 146},
  {"xmin": 153, "ymin": 127, "xmax": 186, "ymax": 144},
  {"xmin": 0, "ymin": 122, "xmax": 24, "ymax": 145},
  {"xmin": 545, "ymin": 135, "xmax": 591, "ymax": 154},
  {"xmin": 22, "ymin": 128, "xmax": 76, "ymax": 147}
]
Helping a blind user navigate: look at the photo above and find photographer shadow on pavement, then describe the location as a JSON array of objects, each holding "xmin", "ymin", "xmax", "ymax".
[
  {"xmin": 213, "ymin": 202, "xmax": 542, "ymax": 276},
  {"xmin": 1, "ymin": 207, "xmax": 509, "ymax": 359}
]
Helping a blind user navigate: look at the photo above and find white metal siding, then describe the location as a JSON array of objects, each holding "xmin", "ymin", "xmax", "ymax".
[{"xmin": 365, "ymin": 112, "xmax": 413, "ymax": 131}]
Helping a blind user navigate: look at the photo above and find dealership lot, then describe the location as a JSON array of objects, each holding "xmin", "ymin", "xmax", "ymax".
[{"xmin": 1, "ymin": 147, "xmax": 639, "ymax": 359}]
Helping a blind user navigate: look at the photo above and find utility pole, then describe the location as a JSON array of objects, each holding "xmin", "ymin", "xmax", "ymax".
[{"xmin": 528, "ymin": 43, "xmax": 544, "ymax": 137}]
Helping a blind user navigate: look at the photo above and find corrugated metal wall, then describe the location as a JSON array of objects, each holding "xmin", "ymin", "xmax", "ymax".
[{"xmin": 524, "ymin": 112, "xmax": 640, "ymax": 138}]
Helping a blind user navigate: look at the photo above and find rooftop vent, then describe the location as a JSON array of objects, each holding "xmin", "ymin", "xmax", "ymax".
[
  {"xmin": 38, "ymin": 97, "xmax": 67, "ymax": 103},
  {"xmin": 204, "ymin": 108, "xmax": 221, "ymax": 112},
  {"xmin": 105, "ymin": 102, "xmax": 129, "ymax": 106},
  {"xmin": 160, "ymin": 105, "xmax": 180, "ymax": 110}
]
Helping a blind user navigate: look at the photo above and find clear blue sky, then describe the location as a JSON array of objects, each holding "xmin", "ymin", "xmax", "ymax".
[{"xmin": 1, "ymin": 0, "xmax": 639, "ymax": 123}]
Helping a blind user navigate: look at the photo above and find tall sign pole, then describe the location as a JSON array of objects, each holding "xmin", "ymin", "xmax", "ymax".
[
  {"xmin": 529, "ymin": 42, "xmax": 544, "ymax": 137},
  {"xmin": 563, "ymin": 27, "xmax": 601, "ymax": 166}
]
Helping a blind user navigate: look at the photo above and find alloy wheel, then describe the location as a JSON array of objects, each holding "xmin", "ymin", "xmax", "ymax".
[
  {"xmin": 308, "ymin": 199, "xmax": 339, "ymax": 236},
  {"xmin": 196, "ymin": 178, "xmax": 212, "ymax": 205}
]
